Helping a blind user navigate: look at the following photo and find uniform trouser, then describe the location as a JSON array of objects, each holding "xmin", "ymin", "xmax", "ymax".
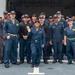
[
  {"xmin": 19, "ymin": 38, "xmax": 26, "ymax": 62},
  {"xmin": 66, "ymin": 40, "xmax": 75, "ymax": 62},
  {"xmin": 4, "ymin": 36, "xmax": 18, "ymax": 64},
  {"xmin": 62, "ymin": 45, "xmax": 66, "ymax": 59},
  {"xmin": 47, "ymin": 44, "xmax": 52, "ymax": 58},
  {"xmin": 26, "ymin": 39, "xmax": 31, "ymax": 62},
  {"xmin": 53, "ymin": 41, "xmax": 62, "ymax": 60},
  {"xmin": 43, "ymin": 43, "xmax": 49, "ymax": 60},
  {"xmin": 0, "ymin": 39, "xmax": 3, "ymax": 60},
  {"xmin": 31, "ymin": 43, "xmax": 42, "ymax": 65}
]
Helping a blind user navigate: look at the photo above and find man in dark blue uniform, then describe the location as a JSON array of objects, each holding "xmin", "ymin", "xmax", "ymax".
[
  {"xmin": 0, "ymin": 11, "xmax": 9, "ymax": 64},
  {"xmin": 27, "ymin": 20, "xmax": 45, "ymax": 67},
  {"xmin": 64, "ymin": 18, "xmax": 75, "ymax": 64},
  {"xmin": 3, "ymin": 11, "xmax": 19, "ymax": 68},
  {"xmin": 57, "ymin": 11, "xmax": 67, "ymax": 59},
  {"xmin": 50, "ymin": 14, "xmax": 64, "ymax": 63},
  {"xmin": 19, "ymin": 14, "xmax": 32, "ymax": 64}
]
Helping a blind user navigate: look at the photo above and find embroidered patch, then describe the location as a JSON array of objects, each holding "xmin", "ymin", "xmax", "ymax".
[
  {"xmin": 16, "ymin": 24, "xmax": 19, "ymax": 26},
  {"xmin": 72, "ymin": 29, "xmax": 75, "ymax": 31}
]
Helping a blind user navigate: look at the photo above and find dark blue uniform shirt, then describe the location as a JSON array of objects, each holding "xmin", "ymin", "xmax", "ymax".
[
  {"xmin": 59, "ymin": 18, "xmax": 67, "ymax": 28},
  {"xmin": 50, "ymin": 22, "xmax": 64, "ymax": 42},
  {"xmin": 64, "ymin": 25, "xmax": 75, "ymax": 38},
  {"xmin": 3, "ymin": 19, "xmax": 19, "ymax": 36},
  {"xmin": 28, "ymin": 27, "xmax": 46, "ymax": 45}
]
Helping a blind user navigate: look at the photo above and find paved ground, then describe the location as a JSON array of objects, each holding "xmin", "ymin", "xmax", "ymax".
[{"xmin": 0, "ymin": 60, "xmax": 75, "ymax": 75}]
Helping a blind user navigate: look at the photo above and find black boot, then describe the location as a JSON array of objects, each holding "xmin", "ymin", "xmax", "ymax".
[
  {"xmin": 5, "ymin": 64, "xmax": 9, "ymax": 68},
  {"xmin": 31, "ymin": 64, "xmax": 34, "ymax": 68},
  {"xmin": 44, "ymin": 59, "xmax": 48, "ymax": 64},
  {"xmin": 67, "ymin": 62, "xmax": 72, "ymax": 64},
  {"xmin": 58, "ymin": 60, "xmax": 63, "ymax": 64},
  {"xmin": 52, "ymin": 60, "xmax": 57, "ymax": 63}
]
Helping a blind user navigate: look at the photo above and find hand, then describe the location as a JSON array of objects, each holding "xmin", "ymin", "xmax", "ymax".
[
  {"xmin": 64, "ymin": 42, "xmax": 66, "ymax": 46},
  {"xmin": 62, "ymin": 40, "xmax": 64, "ymax": 44},
  {"xmin": 49, "ymin": 41, "xmax": 52, "ymax": 45},
  {"xmin": 2, "ymin": 36, "xmax": 7, "ymax": 39},
  {"xmin": 23, "ymin": 35, "xmax": 28, "ymax": 40},
  {"xmin": 26, "ymin": 26, "xmax": 31, "ymax": 32},
  {"xmin": 7, "ymin": 36, "xmax": 10, "ymax": 39},
  {"xmin": 42, "ymin": 44, "xmax": 44, "ymax": 48}
]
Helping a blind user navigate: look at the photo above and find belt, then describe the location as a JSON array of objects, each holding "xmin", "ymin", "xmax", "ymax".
[
  {"xmin": 8, "ymin": 33, "xmax": 18, "ymax": 36},
  {"xmin": 67, "ymin": 38, "xmax": 75, "ymax": 40}
]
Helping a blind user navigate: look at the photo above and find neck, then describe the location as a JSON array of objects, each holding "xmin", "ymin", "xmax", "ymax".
[
  {"xmin": 69, "ymin": 24, "xmax": 73, "ymax": 29},
  {"xmin": 10, "ymin": 18, "xmax": 15, "ymax": 24},
  {"xmin": 54, "ymin": 21, "xmax": 58, "ymax": 25},
  {"xmin": 36, "ymin": 27, "xmax": 39, "ymax": 30},
  {"xmin": 58, "ymin": 18, "xmax": 61, "ymax": 21},
  {"xmin": 10, "ymin": 18, "xmax": 15, "ymax": 21},
  {"xmin": 4, "ymin": 18, "xmax": 8, "ymax": 22},
  {"xmin": 24, "ymin": 21, "xmax": 27, "ymax": 24},
  {"xmin": 50, "ymin": 21, "xmax": 53, "ymax": 25},
  {"xmin": 40, "ymin": 22, "xmax": 44, "ymax": 25}
]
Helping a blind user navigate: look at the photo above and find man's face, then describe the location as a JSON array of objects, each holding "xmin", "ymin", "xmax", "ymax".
[
  {"xmin": 39, "ymin": 18, "xmax": 45, "ymax": 23},
  {"xmin": 68, "ymin": 21, "xmax": 73, "ymax": 25},
  {"xmin": 54, "ymin": 18, "xmax": 58, "ymax": 23},
  {"xmin": 34, "ymin": 22, "xmax": 40, "ymax": 28},
  {"xmin": 66, "ymin": 19, "xmax": 69, "ymax": 23},
  {"xmin": 32, "ymin": 16, "xmax": 37, "ymax": 21},
  {"xmin": 10, "ymin": 14, "xmax": 16, "ymax": 19},
  {"xmin": 4, "ymin": 14, "xmax": 8, "ymax": 18},
  {"xmin": 57, "ymin": 14, "xmax": 62, "ymax": 18},
  {"xmin": 23, "ymin": 18, "xmax": 28, "ymax": 22},
  {"xmin": 72, "ymin": 16, "xmax": 75, "ymax": 20},
  {"xmin": 49, "ymin": 18, "xmax": 53, "ymax": 22}
]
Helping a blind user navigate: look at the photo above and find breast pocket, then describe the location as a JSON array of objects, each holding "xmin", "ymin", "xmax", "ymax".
[{"xmin": 58, "ymin": 26, "xmax": 62, "ymax": 30}]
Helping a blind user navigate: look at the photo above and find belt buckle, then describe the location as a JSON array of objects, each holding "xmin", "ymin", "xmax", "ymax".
[{"xmin": 35, "ymin": 40, "xmax": 38, "ymax": 42}]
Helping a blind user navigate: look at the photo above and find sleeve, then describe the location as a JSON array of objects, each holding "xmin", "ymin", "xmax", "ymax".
[
  {"xmin": 42, "ymin": 29, "xmax": 46, "ymax": 45},
  {"xmin": 61, "ymin": 25, "xmax": 64, "ymax": 40},
  {"xmin": 27, "ymin": 28, "xmax": 32, "ymax": 37},
  {"xmin": 45, "ymin": 25, "xmax": 50, "ymax": 42},
  {"xmin": 64, "ymin": 28, "xmax": 67, "ymax": 36},
  {"xmin": 50, "ymin": 25, "xmax": 53, "ymax": 41},
  {"xmin": 18, "ymin": 24, "xmax": 24, "ymax": 38},
  {"xmin": 0, "ymin": 21, "xmax": 3, "ymax": 36},
  {"xmin": 3, "ymin": 22, "xmax": 8, "ymax": 36}
]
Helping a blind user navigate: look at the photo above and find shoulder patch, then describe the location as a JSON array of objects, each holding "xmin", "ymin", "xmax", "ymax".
[
  {"xmin": 72, "ymin": 28, "xmax": 75, "ymax": 31},
  {"xmin": 16, "ymin": 24, "xmax": 19, "ymax": 26}
]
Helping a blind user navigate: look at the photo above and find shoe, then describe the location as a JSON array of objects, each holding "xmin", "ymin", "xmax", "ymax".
[
  {"xmin": 12, "ymin": 62, "xmax": 20, "ymax": 65},
  {"xmin": 52, "ymin": 60, "xmax": 57, "ymax": 63},
  {"xmin": 73, "ymin": 60, "xmax": 75, "ymax": 62},
  {"xmin": 0, "ymin": 60, "xmax": 4, "ymax": 64},
  {"xmin": 67, "ymin": 62, "xmax": 72, "ymax": 64},
  {"xmin": 20, "ymin": 61, "xmax": 24, "ymax": 64},
  {"xmin": 35, "ymin": 64, "xmax": 39, "ymax": 67},
  {"xmin": 27, "ymin": 61, "xmax": 31, "ymax": 64},
  {"xmin": 44, "ymin": 60, "xmax": 48, "ymax": 64},
  {"xmin": 5, "ymin": 64, "xmax": 9, "ymax": 68},
  {"xmin": 31, "ymin": 64, "xmax": 34, "ymax": 68},
  {"xmin": 58, "ymin": 60, "xmax": 63, "ymax": 64}
]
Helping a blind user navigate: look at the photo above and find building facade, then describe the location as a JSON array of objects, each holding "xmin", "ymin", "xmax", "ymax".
[{"xmin": 0, "ymin": 0, "xmax": 75, "ymax": 18}]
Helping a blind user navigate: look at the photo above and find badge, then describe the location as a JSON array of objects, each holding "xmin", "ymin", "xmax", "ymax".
[
  {"xmin": 72, "ymin": 28, "xmax": 75, "ymax": 31},
  {"xmin": 16, "ymin": 24, "xmax": 19, "ymax": 26}
]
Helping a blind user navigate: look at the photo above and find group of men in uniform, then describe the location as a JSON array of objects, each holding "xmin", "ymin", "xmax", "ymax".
[{"xmin": 0, "ymin": 10, "xmax": 75, "ymax": 68}]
